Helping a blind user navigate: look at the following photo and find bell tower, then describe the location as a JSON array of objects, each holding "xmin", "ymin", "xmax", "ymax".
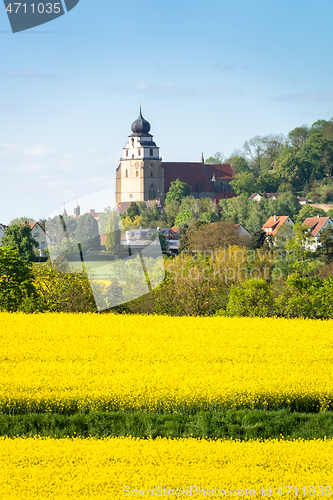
[{"xmin": 116, "ymin": 107, "xmax": 164, "ymax": 206}]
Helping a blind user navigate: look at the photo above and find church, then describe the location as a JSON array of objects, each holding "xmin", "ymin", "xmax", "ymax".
[{"xmin": 116, "ymin": 108, "xmax": 236, "ymax": 211}]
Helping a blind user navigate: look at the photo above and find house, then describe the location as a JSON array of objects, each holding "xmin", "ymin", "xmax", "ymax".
[
  {"xmin": 25, "ymin": 222, "xmax": 52, "ymax": 256},
  {"xmin": 297, "ymin": 196, "xmax": 309, "ymax": 206},
  {"xmin": 262, "ymin": 215, "xmax": 294, "ymax": 239},
  {"xmin": 302, "ymin": 216, "xmax": 333, "ymax": 250},
  {"xmin": 0, "ymin": 223, "xmax": 6, "ymax": 245},
  {"xmin": 235, "ymin": 223, "xmax": 252, "ymax": 242},
  {"xmin": 249, "ymin": 193, "xmax": 263, "ymax": 202},
  {"xmin": 249, "ymin": 193, "xmax": 281, "ymax": 202}
]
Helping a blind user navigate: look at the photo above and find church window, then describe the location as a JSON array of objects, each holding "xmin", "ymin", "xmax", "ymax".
[
  {"xmin": 132, "ymin": 155, "xmax": 134, "ymax": 159},
  {"xmin": 131, "ymin": 138, "xmax": 134, "ymax": 146},
  {"xmin": 150, "ymin": 171, "xmax": 153, "ymax": 177},
  {"xmin": 149, "ymin": 183, "xmax": 156, "ymax": 200},
  {"xmin": 136, "ymin": 171, "xmax": 139, "ymax": 177},
  {"xmin": 138, "ymin": 149, "xmax": 141, "ymax": 156},
  {"xmin": 125, "ymin": 169, "xmax": 128, "ymax": 177},
  {"xmin": 126, "ymin": 150, "xmax": 128, "ymax": 157},
  {"xmin": 135, "ymin": 163, "xmax": 139, "ymax": 168},
  {"xmin": 150, "ymin": 149, "xmax": 153, "ymax": 156}
]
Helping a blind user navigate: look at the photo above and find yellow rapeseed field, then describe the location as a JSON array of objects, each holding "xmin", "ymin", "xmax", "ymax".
[
  {"xmin": 1, "ymin": 436, "xmax": 333, "ymax": 499},
  {"xmin": 0, "ymin": 313, "xmax": 333, "ymax": 412}
]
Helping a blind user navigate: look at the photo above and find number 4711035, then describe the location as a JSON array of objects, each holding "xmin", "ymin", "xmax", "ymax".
[{"xmin": 6, "ymin": 3, "xmax": 62, "ymax": 14}]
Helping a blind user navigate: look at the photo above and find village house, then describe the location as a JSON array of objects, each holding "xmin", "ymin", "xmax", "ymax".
[
  {"xmin": 302, "ymin": 216, "xmax": 333, "ymax": 251},
  {"xmin": 262, "ymin": 216, "xmax": 294, "ymax": 245}
]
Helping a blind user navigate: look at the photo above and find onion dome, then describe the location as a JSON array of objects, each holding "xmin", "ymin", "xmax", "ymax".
[{"xmin": 131, "ymin": 106, "xmax": 151, "ymax": 134}]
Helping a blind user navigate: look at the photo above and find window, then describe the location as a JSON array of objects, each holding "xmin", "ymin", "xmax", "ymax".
[
  {"xmin": 126, "ymin": 150, "xmax": 128, "ymax": 157},
  {"xmin": 132, "ymin": 155, "xmax": 134, "ymax": 159},
  {"xmin": 150, "ymin": 171, "xmax": 153, "ymax": 177},
  {"xmin": 136, "ymin": 171, "xmax": 139, "ymax": 177},
  {"xmin": 149, "ymin": 183, "xmax": 156, "ymax": 200},
  {"xmin": 138, "ymin": 149, "xmax": 141, "ymax": 156},
  {"xmin": 150, "ymin": 149, "xmax": 153, "ymax": 156},
  {"xmin": 34, "ymin": 232, "xmax": 39, "ymax": 238},
  {"xmin": 125, "ymin": 169, "xmax": 128, "ymax": 177}
]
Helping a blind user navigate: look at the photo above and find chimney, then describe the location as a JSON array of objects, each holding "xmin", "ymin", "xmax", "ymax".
[{"xmin": 274, "ymin": 215, "xmax": 277, "ymax": 222}]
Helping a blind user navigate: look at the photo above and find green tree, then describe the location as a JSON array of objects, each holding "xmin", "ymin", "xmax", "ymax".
[
  {"xmin": 105, "ymin": 211, "xmax": 121, "ymax": 251},
  {"xmin": 164, "ymin": 179, "xmax": 191, "ymax": 206},
  {"xmin": 10, "ymin": 216, "xmax": 35, "ymax": 225},
  {"xmin": 1, "ymin": 223, "xmax": 39, "ymax": 261},
  {"xmin": 317, "ymin": 225, "xmax": 333, "ymax": 264},
  {"xmin": 205, "ymin": 151, "xmax": 224, "ymax": 164},
  {"xmin": 251, "ymin": 229, "xmax": 266, "ymax": 249},
  {"xmin": 295, "ymin": 205, "xmax": 326, "ymax": 225},
  {"xmin": 75, "ymin": 214, "xmax": 101, "ymax": 252},
  {"xmin": 226, "ymin": 279, "xmax": 273, "ymax": 317},
  {"xmin": 0, "ymin": 247, "xmax": 38, "ymax": 312}
]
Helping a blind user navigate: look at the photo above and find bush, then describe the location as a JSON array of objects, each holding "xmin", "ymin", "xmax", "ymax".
[
  {"xmin": 226, "ymin": 279, "xmax": 273, "ymax": 317},
  {"xmin": 0, "ymin": 247, "xmax": 38, "ymax": 312}
]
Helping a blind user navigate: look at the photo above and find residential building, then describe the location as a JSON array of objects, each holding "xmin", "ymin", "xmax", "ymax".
[{"xmin": 302, "ymin": 216, "xmax": 333, "ymax": 250}]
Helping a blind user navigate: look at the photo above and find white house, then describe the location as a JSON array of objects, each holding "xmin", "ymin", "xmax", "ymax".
[
  {"xmin": 0, "ymin": 224, "xmax": 6, "ymax": 245},
  {"xmin": 262, "ymin": 215, "xmax": 294, "ymax": 237},
  {"xmin": 26, "ymin": 222, "xmax": 52, "ymax": 256},
  {"xmin": 302, "ymin": 216, "xmax": 333, "ymax": 251}
]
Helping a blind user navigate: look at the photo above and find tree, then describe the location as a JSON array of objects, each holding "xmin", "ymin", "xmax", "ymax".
[
  {"xmin": 164, "ymin": 179, "xmax": 191, "ymax": 206},
  {"xmin": 287, "ymin": 126, "xmax": 309, "ymax": 149},
  {"xmin": 251, "ymin": 229, "xmax": 266, "ymax": 249},
  {"xmin": 226, "ymin": 279, "xmax": 273, "ymax": 317},
  {"xmin": 230, "ymin": 172, "xmax": 259, "ymax": 196},
  {"xmin": 295, "ymin": 205, "xmax": 326, "ymax": 225},
  {"xmin": 0, "ymin": 247, "xmax": 37, "ymax": 312},
  {"xmin": 317, "ymin": 225, "xmax": 333, "ymax": 264},
  {"xmin": 75, "ymin": 213, "xmax": 101, "ymax": 252},
  {"xmin": 105, "ymin": 211, "xmax": 121, "ymax": 251},
  {"xmin": 1, "ymin": 223, "xmax": 39, "ymax": 261},
  {"xmin": 205, "ymin": 151, "xmax": 224, "ymax": 164},
  {"xmin": 180, "ymin": 221, "xmax": 246, "ymax": 253},
  {"xmin": 10, "ymin": 216, "xmax": 35, "ymax": 225},
  {"xmin": 126, "ymin": 202, "xmax": 140, "ymax": 219}
]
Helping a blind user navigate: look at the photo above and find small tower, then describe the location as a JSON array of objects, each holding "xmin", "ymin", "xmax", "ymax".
[
  {"xmin": 116, "ymin": 107, "xmax": 164, "ymax": 206},
  {"xmin": 74, "ymin": 200, "xmax": 81, "ymax": 218}
]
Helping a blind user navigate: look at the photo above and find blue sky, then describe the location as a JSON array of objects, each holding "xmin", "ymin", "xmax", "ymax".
[{"xmin": 1, "ymin": 0, "xmax": 333, "ymax": 224}]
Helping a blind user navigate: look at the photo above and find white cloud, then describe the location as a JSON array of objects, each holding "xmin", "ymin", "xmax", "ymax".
[{"xmin": 272, "ymin": 89, "xmax": 333, "ymax": 103}]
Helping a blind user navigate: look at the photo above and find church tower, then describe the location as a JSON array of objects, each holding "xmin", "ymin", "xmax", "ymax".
[{"xmin": 116, "ymin": 107, "xmax": 164, "ymax": 206}]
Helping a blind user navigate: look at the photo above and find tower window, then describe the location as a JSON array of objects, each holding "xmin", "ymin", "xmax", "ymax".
[
  {"xmin": 138, "ymin": 149, "xmax": 141, "ymax": 156},
  {"xmin": 150, "ymin": 171, "xmax": 153, "ymax": 177},
  {"xmin": 131, "ymin": 138, "xmax": 134, "ymax": 146},
  {"xmin": 125, "ymin": 169, "xmax": 128, "ymax": 177},
  {"xmin": 136, "ymin": 171, "xmax": 139, "ymax": 177},
  {"xmin": 150, "ymin": 149, "xmax": 153, "ymax": 156},
  {"xmin": 132, "ymin": 155, "xmax": 134, "ymax": 159},
  {"xmin": 149, "ymin": 183, "xmax": 156, "ymax": 200},
  {"xmin": 126, "ymin": 150, "xmax": 128, "ymax": 157}
]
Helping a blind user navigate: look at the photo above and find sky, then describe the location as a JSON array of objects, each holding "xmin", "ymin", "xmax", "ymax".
[{"xmin": 1, "ymin": 0, "xmax": 333, "ymax": 224}]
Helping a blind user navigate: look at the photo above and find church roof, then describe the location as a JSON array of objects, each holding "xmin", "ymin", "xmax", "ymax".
[
  {"xmin": 205, "ymin": 163, "xmax": 236, "ymax": 180},
  {"xmin": 163, "ymin": 162, "xmax": 235, "ymax": 193}
]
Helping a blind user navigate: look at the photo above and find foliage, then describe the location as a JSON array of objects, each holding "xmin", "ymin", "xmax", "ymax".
[
  {"xmin": 226, "ymin": 278, "xmax": 273, "ymax": 317},
  {"xmin": 179, "ymin": 221, "xmax": 246, "ymax": 253},
  {"xmin": 164, "ymin": 178, "xmax": 191, "ymax": 206},
  {"xmin": 32, "ymin": 263, "xmax": 97, "ymax": 313},
  {"xmin": 0, "ymin": 247, "xmax": 38, "ymax": 312},
  {"xmin": 105, "ymin": 210, "xmax": 121, "ymax": 251},
  {"xmin": 295, "ymin": 204, "xmax": 326, "ymax": 224},
  {"xmin": 75, "ymin": 213, "xmax": 101, "ymax": 252},
  {"xmin": 1, "ymin": 223, "xmax": 39, "ymax": 261},
  {"xmin": 204, "ymin": 151, "xmax": 224, "ymax": 164},
  {"xmin": 251, "ymin": 228, "xmax": 266, "ymax": 249},
  {"xmin": 316, "ymin": 225, "xmax": 333, "ymax": 264}
]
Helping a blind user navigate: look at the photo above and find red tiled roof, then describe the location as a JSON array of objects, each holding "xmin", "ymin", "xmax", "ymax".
[
  {"xmin": 205, "ymin": 163, "xmax": 236, "ymax": 180},
  {"xmin": 249, "ymin": 193, "xmax": 262, "ymax": 200},
  {"xmin": 302, "ymin": 217, "xmax": 331, "ymax": 237},
  {"xmin": 163, "ymin": 162, "xmax": 235, "ymax": 194},
  {"xmin": 262, "ymin": 216, "xmax": 292, "ymax": 236}
]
